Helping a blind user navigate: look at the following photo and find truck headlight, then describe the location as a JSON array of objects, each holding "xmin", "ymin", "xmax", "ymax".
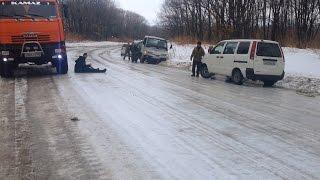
[
  {"xmin": 57, "ymin": 55, "xmax": 63, "ymax": 59},
  {"xmin": 1, "ymin": 51, "xmax": 9, "ymax": 56},
  {"xmin": 3, "ymin": 58, "xmax": 8, "ymax": 62}
]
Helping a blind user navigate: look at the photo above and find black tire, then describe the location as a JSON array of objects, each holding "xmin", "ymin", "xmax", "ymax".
[
  {"xmin": 263, "ymin": 81, "xmax": 276, "ymax": 87},
  {"xmin": 56, "ymin": 58, "xmax": 68, "ymax": 74},
  {"xmin": 0, "ymin": 61, "xmax": 4, "ymax": 77},
  {"xmin": 201, "ymin": 64, "xmax": 212, "ymax": 79},
  {"xmin": 0, "ymin": 62, "xmax": 14, "ymax": 78},
  {"xmin": 232, "ymin": 69, "xmax": 244, "ymax": 85}
]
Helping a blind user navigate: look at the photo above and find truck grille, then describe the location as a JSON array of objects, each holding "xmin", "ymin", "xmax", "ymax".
[{"xmin": 11, "ymin": 35, "xmax": 51, "ymax": 43}]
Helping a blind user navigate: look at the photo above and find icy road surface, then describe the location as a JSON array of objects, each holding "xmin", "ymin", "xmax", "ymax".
[{"xmin": 1, "ymin": 43, "xmax": 320, "ymax": 179}]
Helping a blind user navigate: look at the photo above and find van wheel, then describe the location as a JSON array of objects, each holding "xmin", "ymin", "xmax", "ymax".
[
  {"xmin": 56, "ymin": 59, "xmax": 68, "ymax": 74},
  {"xmin": 201, "ymin": 64, "xmax": 211, "ymax": 79},
  {"xmin": 232, "ymin": 69, "xmax": 244, "ymax": 85},
  {"xmin": 263, "ymin": 81, "xmax": 276, "ymax": 87}
]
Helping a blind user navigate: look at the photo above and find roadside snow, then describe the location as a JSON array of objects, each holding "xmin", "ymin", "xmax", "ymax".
[{"xmin": 67, "ymin": 41, "xmax": 123, "ymax": 48}]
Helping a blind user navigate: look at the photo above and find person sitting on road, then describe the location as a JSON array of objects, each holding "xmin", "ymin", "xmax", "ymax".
[
  {"xmin": 190, "ymin": 41, "xmax": 205, "ymax": 77},
  {"xmin": 75, "ymin": 53, "xmax": 107, "ymax": 73}
]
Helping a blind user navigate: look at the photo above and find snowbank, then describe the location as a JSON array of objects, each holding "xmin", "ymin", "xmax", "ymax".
[{"xmin": 67, "ymin": 41, "xmax": 123, "ymax": 48}]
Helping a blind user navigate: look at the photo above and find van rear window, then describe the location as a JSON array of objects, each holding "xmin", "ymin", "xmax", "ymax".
[{"xmin": 256, "ymin": 42, "xmax": 282, "ymax": 57}]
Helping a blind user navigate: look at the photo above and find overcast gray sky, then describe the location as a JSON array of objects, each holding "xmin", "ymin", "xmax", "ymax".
[{"xmin": 116, "ymin": 0, "xmax": 164, "ymax": 25}]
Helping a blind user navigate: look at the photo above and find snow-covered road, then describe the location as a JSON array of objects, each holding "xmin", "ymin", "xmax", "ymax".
[{"xmin": 1, "ymin": 43, "xmax": 320, "ymax": 179}]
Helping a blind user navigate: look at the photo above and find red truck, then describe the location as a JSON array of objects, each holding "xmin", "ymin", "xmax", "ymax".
[{"xmin": 0, "ymin": 0, "xmax": 68, "ymax": 77}]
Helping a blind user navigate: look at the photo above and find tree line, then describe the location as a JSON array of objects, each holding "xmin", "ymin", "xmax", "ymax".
[
  {"xmin": 159, "ymin": 0, "xmax": 320, "ymax": 47},
  {"xmin": 63, "ymin": 0, "xmax": 152, "ymax": 40}
]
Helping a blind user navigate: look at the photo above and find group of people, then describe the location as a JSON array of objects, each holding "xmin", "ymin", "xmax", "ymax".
[{"xmin": 123, "ymin": 42, "xmax": 141, "ymax": 63}]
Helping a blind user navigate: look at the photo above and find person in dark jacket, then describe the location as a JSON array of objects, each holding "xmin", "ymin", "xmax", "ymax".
[
  {"xmin": 75, "ymin": 53, "xmax": 106, "ymax": 73},
  {"xmin": 131, "ymin": 43, "xmax": 140, "ymax": 63},
  {"xmin": 190, "ymin": 41, "xmax": 205, "ymax": 77},
  {"xmin": 123, "ymin": 43, "xmax": 131, "ymax": 60}
]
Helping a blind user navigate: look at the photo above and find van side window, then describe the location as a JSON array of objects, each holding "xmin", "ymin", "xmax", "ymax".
[
  {"xmin": 223, "ymin": 42, "xmax": 238, "ymax": 54},
  {"xmin": 237, "ymin": 42, "xmax": 251, "ymax": 54},
  {"xmin": 210, "ymin": 42, "xmax": 225, "ymax": 54}
]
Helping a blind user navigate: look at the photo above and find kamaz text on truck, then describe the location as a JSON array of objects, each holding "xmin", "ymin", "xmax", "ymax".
[{"xmin": 0, "ymin": 0, "xmax": 68, "ymax": 77}]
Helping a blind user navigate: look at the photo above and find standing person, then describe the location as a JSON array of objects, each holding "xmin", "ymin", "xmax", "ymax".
[
  {"xmin": 123, "ymin": 42, "xmax": 131, "ymax": 61},
  {"xmin": 190, "ymin": 41, "xmax": 205, "ymax": 77},
  {"xmin": 131, "ymin": 43, "xmax": 140, "ymax": 63}
]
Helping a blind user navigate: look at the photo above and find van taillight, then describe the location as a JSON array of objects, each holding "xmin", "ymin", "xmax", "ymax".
[
  {"xmin": 250, "ymin": 41, "xmax": 257, "ymax": 60},
  {"xmin": 280, "ymin": 46, "xmax": 285, "ymax": 62}
]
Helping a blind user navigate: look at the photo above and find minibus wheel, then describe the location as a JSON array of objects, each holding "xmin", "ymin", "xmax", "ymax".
[
  {"xmin": 232, "ymin": 69, "xmax": 244, "ymax": 85},
  {"xmin": 201, "ymin": 64, "xmax": 211, "ymax": 79}
]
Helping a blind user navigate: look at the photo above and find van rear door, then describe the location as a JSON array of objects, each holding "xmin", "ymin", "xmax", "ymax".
[{"xmin": 254, "ymin": 42, "xmax": 284, "ymax": 76}]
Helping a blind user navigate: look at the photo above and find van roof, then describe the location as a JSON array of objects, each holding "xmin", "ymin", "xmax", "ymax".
[
  {"xmin": 145, "ymin": 36, "xmax": 166, "ymax": 41},
  {"xmin": 222, "ymin": 39, "xmax": 279, "ymax": 44}
]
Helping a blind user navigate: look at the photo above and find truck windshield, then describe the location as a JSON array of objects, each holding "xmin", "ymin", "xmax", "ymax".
[
  {"xmin": 0, "ymin": 2, "xmax": 57, "ymax": 19},
  {"xmin": 146, "ymin": 38, "xmax": 168, "ymax": 50}
]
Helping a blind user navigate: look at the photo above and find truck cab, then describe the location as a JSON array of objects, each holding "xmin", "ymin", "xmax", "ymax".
[
  {"xmin": 0, "ymin": 0, "xmax": 68, "ymax": 77},
  {"xmin": 140, "ymin": 36, "xmax": 168, "ymax": 64}
]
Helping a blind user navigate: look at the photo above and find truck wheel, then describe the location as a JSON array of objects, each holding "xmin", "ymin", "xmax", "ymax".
[
  {"xmin": 263, "ymin": 81, "xmax": 276, "ymax": 87},
  {"xmin": 0, "ymin": 61, "xmax": 4, "ymax": 77},
  {"xmin": 56, "ymin": 59, "xmax": 68, "ymax": 74},
  {"xmin": 201, "ymin": 64, "xmax": 211, "ymax": 79},
  {"xmin": 232, "ymin": 69, "xmax": 244, "ymax": 85},
  {"xmin": 0, "ymin": 62, "xmax": 14, "ymax": 78}
]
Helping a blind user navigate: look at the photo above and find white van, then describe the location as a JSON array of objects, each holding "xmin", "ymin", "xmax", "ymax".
[
  {"xmin": 201, "ymin": 39, "xmax": 285, "ymax": 87},
  {"xmin": 140, "ymin": 36, "xmax": 169, "ymax": 64}
]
